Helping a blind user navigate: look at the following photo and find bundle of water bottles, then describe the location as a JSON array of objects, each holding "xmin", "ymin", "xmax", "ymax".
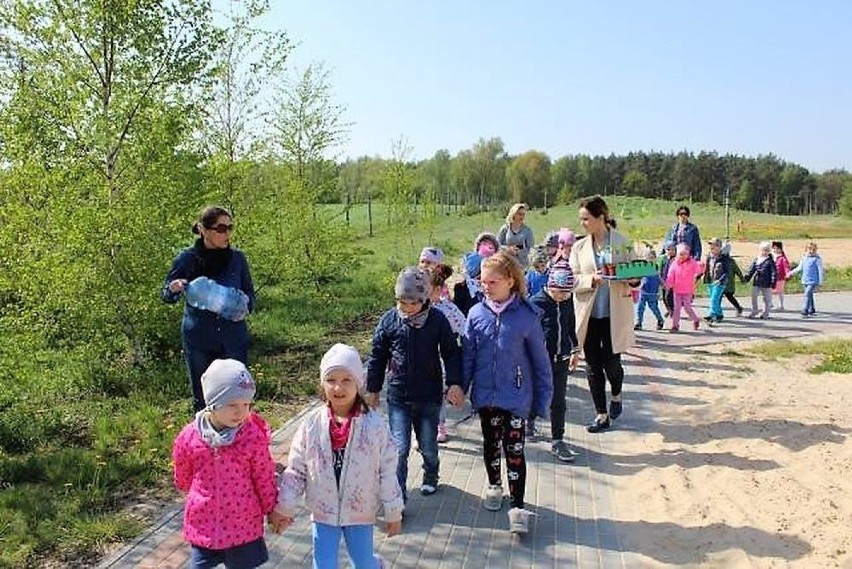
[{"xmin": 184, "ymin": 276, "xmax": 250, "ymax": 321}]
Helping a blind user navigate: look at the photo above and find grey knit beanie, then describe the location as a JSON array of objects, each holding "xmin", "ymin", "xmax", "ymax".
[
  {"xmin": 394, "ymin": 267, "xmax": 429, "ymax": 303},
  {"xmin": 201, "ymin": 359, "xmax": 256, "ymax": 410}
]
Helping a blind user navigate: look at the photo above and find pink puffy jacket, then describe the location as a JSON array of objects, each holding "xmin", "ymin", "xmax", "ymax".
[
  {"xmin": 665, "ymin": 257, "xmax": 704, "ymax": 294},
  {"xmin": 173, "ymin": 412, "xmax": 278, "ymax": 550}
]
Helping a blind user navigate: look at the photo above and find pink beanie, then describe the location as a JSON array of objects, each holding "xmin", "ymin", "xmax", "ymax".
[{"xmin": 558, "ymin": 228, "xmax": 576, "ymax": 245}]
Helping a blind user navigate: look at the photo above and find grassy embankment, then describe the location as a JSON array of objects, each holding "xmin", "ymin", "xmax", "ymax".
[{"xmin": 1, "ymin": 197, "xmax": 851, "ymax": 566}]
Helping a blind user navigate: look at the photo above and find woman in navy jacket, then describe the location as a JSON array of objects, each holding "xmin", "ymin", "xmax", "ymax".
[
  {"xmin": 162, "ymin": 206, "xmax": 255, "ymax": 411},
  {"xmin": 662, "ymin": 205, "xmax": 702, "ymax": 260}
]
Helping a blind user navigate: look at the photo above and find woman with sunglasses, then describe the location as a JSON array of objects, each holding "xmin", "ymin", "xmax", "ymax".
[
  {"xmin": 662, "ymin": 205, "xmax": 702, "ymax": 261},
  {"xmin": 162, "ymin": 206, "xmax": 255, "ymax": 411}
]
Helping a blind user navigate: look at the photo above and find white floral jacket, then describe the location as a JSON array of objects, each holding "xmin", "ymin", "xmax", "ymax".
[{"xmin": 276, "ymin": 406, "xmax": 404, "ymax": 526}]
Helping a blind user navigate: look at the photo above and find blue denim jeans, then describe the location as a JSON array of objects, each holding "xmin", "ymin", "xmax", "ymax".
[
  {"xmin": 387, "ymin": 401, "xmax": 441, "ymax": 500},
  {"xmin": 312, "ymin": 522, "xmax": 377, "ymax": 569},
  {"xmin": 803, "ymin": 284, "xmax": 817, "ymax": 314},
  {"xmin": 636, "ymin": 292, "xmax": 664, "ymax": 325}
]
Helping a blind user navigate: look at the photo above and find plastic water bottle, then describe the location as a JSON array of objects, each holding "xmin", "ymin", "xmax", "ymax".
[{"xmin": 185, "ymin": 277, "xmax": 249, "ymax": 321}]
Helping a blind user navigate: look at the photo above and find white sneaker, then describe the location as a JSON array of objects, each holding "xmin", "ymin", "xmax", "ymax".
[
  {"xmin": 484, "ymin": 484, "xmax": 503, "ymax": 511},
  {"xmin": 508, "ymin": 507, "xmax": 536, "ymax": 534}
]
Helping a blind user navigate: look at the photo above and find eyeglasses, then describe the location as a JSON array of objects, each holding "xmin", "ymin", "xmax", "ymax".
[{"xmin": 207, "ymin": 223, "xmax": 234, "ymax": 234}]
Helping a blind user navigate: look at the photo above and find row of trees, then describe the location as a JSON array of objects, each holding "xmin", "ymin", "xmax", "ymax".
[
  {"xmin": 0, "ymin": 1, "xmax": 850, "ymax": 375},
  {"xmin": 337, "ymin": 143, "xmax": 852, "ymax": 217}
]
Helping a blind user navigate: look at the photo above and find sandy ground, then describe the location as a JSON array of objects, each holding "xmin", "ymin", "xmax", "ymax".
[
  {"xmin": 616, "ymin": 352, "xmax": 851, "ymax": 567},
  {"xmin": 603, "ymin": 291, "xmax": 852, "ymax": 568},
  {"xmin": 707, "ymin": 238, "xmax": 849, "ymax": 268}
]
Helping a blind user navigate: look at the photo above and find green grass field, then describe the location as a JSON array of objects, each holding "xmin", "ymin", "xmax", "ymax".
[{"xmin": 2, "ymin": 196, "xmax": 852, "ymax": 567}]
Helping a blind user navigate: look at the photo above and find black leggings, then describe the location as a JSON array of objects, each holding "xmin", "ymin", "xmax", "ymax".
[
  {"xmin": 662, "ymin": 288, "xmax": 674, "ymax": 314},
  {"xmin": 479, "ymin": 407, "xmax": 526, "ymax": 509},
  {"xmin": 723, "ymin": 291, "xmax": 742, "ymax": 311},
  {"xmin": 550, "ymin": 358, "xmax": 569, "ymax": 441},
  {"xmin": 584, "ymin": 317, "xmax": 624, "ymax": 415}
]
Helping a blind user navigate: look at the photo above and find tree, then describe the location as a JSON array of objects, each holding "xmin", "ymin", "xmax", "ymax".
[
  {"xmin": 0, "ymin": 0, "xmax": 222, "ymax": 364},
  {"xmin": 202, "ymin": 0, "xmax": 291, "ymax": 205},
  {"xmin": 470, "ymin": 137, "xmax": 508, "ymax": 208},
  {"xmin": 260, "ymin": 63, "xmax": 353, "ymax": 290},
  {"xmin": 621, "ymin": 170, "xmax": 651, "ymax": 197},
  {"xmin": 507, "ymin": 150, "xmax": 551, "ymax": 207}
]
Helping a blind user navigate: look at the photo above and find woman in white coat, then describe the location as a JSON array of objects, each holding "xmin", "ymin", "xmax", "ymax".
[{"xmin": 569, "ymin": 196, "xmax": 640, "ymax": 433}]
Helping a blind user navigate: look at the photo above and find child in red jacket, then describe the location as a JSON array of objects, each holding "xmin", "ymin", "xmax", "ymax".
[{"xmin": 172, "ymin": 359, "xmax": 278, "ymax": 568}]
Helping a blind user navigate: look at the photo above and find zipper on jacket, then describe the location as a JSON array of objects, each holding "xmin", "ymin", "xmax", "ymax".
[
  {"xmin": 336, "ymin": 415, "xmax": 357, "ymax": 526},
  {"xmin": 491, "ymin": 314, "xmax": 501, "ymax": 404},
  {"xmin": 213, "ymin": 446, "xmax": 222, "ymax": 547},
  {"xmin": 556, "ymin": 300, "xmax": 563, "ymax": 359}
]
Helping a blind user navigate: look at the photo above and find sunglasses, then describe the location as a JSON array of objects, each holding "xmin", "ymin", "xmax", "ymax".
[
  {"xmin": 207, "ymin": 223, "xmax": 234, "ymax": 234},
  {"xmin": 677, "ymin": 211, "xmax": 689, "ymax": 217}
]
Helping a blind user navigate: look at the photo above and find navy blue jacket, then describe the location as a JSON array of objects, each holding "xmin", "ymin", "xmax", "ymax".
[
  {"xmin": 161, "ymin": 246, "xmax": 254, "ymax": 351},
  {"xmin": 663, "ymin": 222, "xmax": 702, "ymax": 260},
  {"xmin": 462, "ymin": 296, "xmax": 553, "ymax": 419},
  {"xmin": 703, "ymin": 254, "xmax": 730, "ymax": 286},
  {"xmin": 529, "ymin": 291, "xmax": 579, "ymax": 360},
  {"xmin": 743, "ymin": 256, "xmax": 777, "ymax": 289},
  {"xmin": 366, "ymin": 306, "xmax": 462, "ymax": 405}
]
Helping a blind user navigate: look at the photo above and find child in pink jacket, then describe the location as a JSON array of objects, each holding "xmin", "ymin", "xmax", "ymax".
[
  {"xmin": 172, "ymin": 359, "xmax": 278, "ymax": 568},
  {"xmin": 664, "ymin": 243, "xmax": 704, "ymax": 332}
]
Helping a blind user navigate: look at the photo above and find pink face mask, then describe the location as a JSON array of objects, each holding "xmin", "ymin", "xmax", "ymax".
[{"xmin": 477, "ymin": 242, "xmax": 497, "ymax": 257}]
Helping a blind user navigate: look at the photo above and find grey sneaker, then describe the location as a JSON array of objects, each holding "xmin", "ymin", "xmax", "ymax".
[
  {"xmin": 484, "ymin": 484, "xmax": 503, "ymax": 511},
  {"xmin": 508, "ymin": 507, "xmax": 536, "ymax": 534},
  {"xmin": 551, "ymin": 440, "xmax": 576, "ymax": 463}
]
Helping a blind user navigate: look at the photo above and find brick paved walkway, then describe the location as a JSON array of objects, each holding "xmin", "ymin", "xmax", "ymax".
[{"xmin": 97, "ymin": 292, "xmax": 852, "ymax": 568}]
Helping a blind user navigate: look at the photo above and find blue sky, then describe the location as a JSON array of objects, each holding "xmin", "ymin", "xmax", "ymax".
[{"xmin": 256, "ymin": 1, "xmax": 851, "ymax": 172}]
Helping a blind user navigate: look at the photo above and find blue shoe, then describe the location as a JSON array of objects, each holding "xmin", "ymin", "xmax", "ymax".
[{"xmin": 609, "ymin": 400, "xmax": 623, "ymax": 420}]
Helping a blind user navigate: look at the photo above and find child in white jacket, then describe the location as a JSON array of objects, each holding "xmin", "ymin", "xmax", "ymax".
[{"xmin": 272, "ymin": 344, "xmax": 404, "ymax": 568}]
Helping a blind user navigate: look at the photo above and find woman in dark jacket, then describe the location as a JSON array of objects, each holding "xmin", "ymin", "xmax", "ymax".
[
  {"xmin": 162, "ymin": 206, "xmax": 255, "ymax": 411},
  {"xmin": 662, "ymin": 205, "xmax": 702, "ymax": 260}
]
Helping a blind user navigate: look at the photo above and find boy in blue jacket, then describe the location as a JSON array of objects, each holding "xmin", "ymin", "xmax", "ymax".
[
  {"xmin": 366, "ymin": 267, "xmax": 464, "ymax": 502},
  {"xmin": 635, "ymin": 251, "xmax": 666, "ymax": 331},
  {"xmin": 529, "ymin": 260, "xmax": 580, "ymax": 462}
]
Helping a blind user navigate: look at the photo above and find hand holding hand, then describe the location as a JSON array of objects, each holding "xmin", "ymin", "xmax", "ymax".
[
  {"xmin": 568, "ymin": 353, "xmax": 579, "ymax": 373},
  {"xmin": 365, "ymin": 392, "xmax": 381, "ymax": 409},
  {"xmin": 385, "ymin": 520, "xmax": 402, "ymax": 536},
  {"xmin": 268, "ymin": 511, "xmax": 293, "ymax": 533},
  {"xmin": 446, "ymin": 385, "xmax": 465, "ymax": 407}
]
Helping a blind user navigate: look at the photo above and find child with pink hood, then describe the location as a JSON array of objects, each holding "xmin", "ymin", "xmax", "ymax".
[{"xmin": 664, "ymin": 243, "xmax": 704, "ymax": 332}]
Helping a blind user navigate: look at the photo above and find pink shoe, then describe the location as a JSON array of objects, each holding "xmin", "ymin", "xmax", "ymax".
[
  {"xmin": 437, "ymin": 424, "xmax": 449, "ymax": 443},
  {"xmin": 693, "ymin": 320, "xmax": 700, "ymax": 330}
]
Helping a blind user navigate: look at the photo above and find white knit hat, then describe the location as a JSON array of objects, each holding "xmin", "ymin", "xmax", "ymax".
[{"xmin": 319, "ymin": 344, "xmax": 366, "ymax": 392}]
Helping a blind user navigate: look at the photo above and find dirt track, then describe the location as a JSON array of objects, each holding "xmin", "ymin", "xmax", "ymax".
[{"xmin": 724, "ymin": 238, "xmax": 850, "ymax": 268}]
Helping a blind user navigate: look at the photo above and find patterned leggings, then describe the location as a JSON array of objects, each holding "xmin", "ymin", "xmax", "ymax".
[{"xmin": 479, "ymin": 407, "xmax": 526, "ymax": 509}]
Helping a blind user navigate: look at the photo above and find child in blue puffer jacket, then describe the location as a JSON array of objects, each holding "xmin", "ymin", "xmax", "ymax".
[{"xmin": 461, "ymin": 251, "xmax": 553, "ymax": 535}]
